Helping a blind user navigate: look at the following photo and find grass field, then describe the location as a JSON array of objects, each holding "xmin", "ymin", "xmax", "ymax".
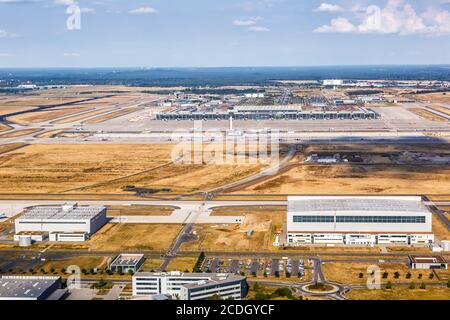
[
  {"xmin": 88, "ymin": 223, "xmax": 182, "ymax": 251},
  {"xmin": 106, "ymin": 205, "xmax": 176, "ymax": 216},
  {"xmin": 166, "ymin": 257, "xmax": 197, "ymax": 272},
  {"xmin": 410, "ymin": 108, "xmax": 448, "ymax": 122},
  {"xmin": 0, "ymin": 123, "xmax": 12, "ymax": 132},
  {"xmin": 0, "ymin": 143, "xmax": 265, "ymax": 194},
  {"xmin": 7, "ymin": 106, "xmax": 94, "ymax": 124},
  {"xmin": 322, "ymin": 261, "xmax": 448, "ymax": 285},
  {"xmin": 35, "ymin": 129, "xmax": 68, "ymax": 138},
  {"xmin": 234, "ymin": 164, "xmax": 450, "ymax": 195},
  {"xmin": 53, "ymin": 107, "xmax": 117, "ymax": 124},
  {"xmin": 0, "ymin": 128, "xmax": 42, "ymax": 138},
  {"xmin": 82, "ymin": 107, "xmax": 139, "ymax": 124},
  {"xmin": 347, "ymin": 286, "xmax": 450, "ymax": 300},
  {"xmin": 40, "ymin": 256, "xmax": 109, "ymax": 272}
]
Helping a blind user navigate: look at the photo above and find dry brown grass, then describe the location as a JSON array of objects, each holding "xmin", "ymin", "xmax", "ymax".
[
  {"xmin": 40, "ymin": 256, "xmax": 108, "ymax": 272},
  {"xmin": 166, "ymin": 257, "xmax": 197, "ymax": 272},
  {"xmin": 347, "ymin": 286, "xmax": 450, "ymax": 300},
  {"xmin": 429, "ymin": 105, "xmax": 450, "ymax": 116},
  {"xmin": 106, "ymin": 205, "xmax": 176, "ymax": 216},
  {"xmin": 410, "ymin": 108, "xmax": 448, "ymax": 122},
  {"xmin": 234, "ymin": 164, "xmax": 450, "ymax": 195},
  {"xmin": 433, "ymin": 215, "xmax": 450, "ymax": 241},
  {"xmin": 0, "ymin": 128, "xmax": 42, "ymax": 138},
  {"xmin": 88, "ymin": 223, "xmax": 182, "ymax": 251},
  {"xmin": 53, "ymin": 107, "xmax": 117, "ymax": 124},
  {"xmin": 35, "ymin": 129, "xmax": 68, "ymax": 138},
  {"xmin": 83, "ymin": 107, "xmax": 139, "ymax": 124},
  {"xmin": 0, "ymin": 123, "xmax": 12, "ymax": 132},
  {"xmin": 0, "ymin": 144, "xmax": 175, "ymax": 193},
  {"xmin": 322, "ymin": 261, "xmax": 448, "ymax": 285},
  {"xmin": 7, "ymin": 106, "xmax": 94, "ymax": 124}
]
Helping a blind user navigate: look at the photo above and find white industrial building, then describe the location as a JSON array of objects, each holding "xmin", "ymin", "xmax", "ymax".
[
  {"xmin": 409, "ymin": 255, "xmax": 448, "ymax": 270},
  {"xmin": 286, "ymin": 196, "xmax": 434, "ymax": 246},
  {"xmin": 15, "ymin": 203, "xmax": 107, "ymax": 242},
  {"xmin": 133, "ymin": 271, "xmax": 248, "ymax": 300}
]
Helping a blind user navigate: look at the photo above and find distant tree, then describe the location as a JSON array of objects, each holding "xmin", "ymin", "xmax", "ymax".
[
  {"xmin": 385, "ymin": 281, "xmax": 393, "ymax": 289},
  {"xmin": 81, "ymin": 268, "xmax": 87, "ymax": 274},
  {"xmin": 429, "ymin": 273, "xmax": 434, "ymax": 280},
  {"xmin": 286, "ymin": 272, "xmax": 291, "ymax": 278},
  {"xmin": 40, "ymin": 268, "xmax": 45, "ymax": 274},
  {"xmin": 406, "ymin": 272, "xmax": 411, "ymax": 279},
  {"xmin": 358, "ymin": 272, "xmax": 364, "ymax": 279},
  {"xmin": 382, "ymin": 272, "xmax": 388, "ymax": 279},
  {"xmin": 50, "ymin": 268, "xmax": 55, "ymax": 274},
  {"xmin": 252, "ymin": 282, "xmax": 260, "ymax": 291},
  {"xmin": 419, "ymin": 282, "xmax": 426, "ymax": 289},
  {"xmin": 61, "ymin": 268, "xmax": 66, "ymax": 274},
  {"xmin": 274, "ymin": 271, "xmax": 280, "ymax": 278},
  {"xmin": 29, "ymin": 268, "xmax": 34, "ymax": 274},
  {"xmin": 240, "ymin": 271, "xmax": 245, "ymax": 276},
  {"xmin": 208, "ymin": 294, "xmax": 222, "ymax": 300},
  {"xmin": 297, "ymin": 272, "xmax": 302, "ymax": 278},
  {"xmin": 89, "ymin": 268, "xmax": 95, "ymax": 275},
  {"xmin": 252, "ymin": 271, "xmax": 257, "ymax": 277},
  {"xmin": 263, "ymin": 271, "xmax": 268, "ymax": 278},
  {"xmin": 128, "ymin": 269, "xmax": 134, "ymax": 276},
  {"xmin": 418, "ymin": 273, "xmax": 423, "ymax": 279},
  {"xmin": 409, "ymin": 282, "xmax": 416, "ymax": 290},
  {"xmin": 393, "ymin": 272, "xmax": 400, "ymax": 279}
]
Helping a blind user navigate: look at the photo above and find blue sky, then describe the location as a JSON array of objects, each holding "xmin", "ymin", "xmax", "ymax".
[{"xmin": 0, "ymin": 0, "xmax": 450, "ymax": 67}]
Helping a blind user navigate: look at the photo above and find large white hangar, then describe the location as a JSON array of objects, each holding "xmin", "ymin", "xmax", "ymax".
[
  {"xmin": 286, "ymin": 196, "xmax": 434, "ymax": 246},
  {"xmin": 15, "ymin": 203, "xmax": 107, "ymax": 242}
]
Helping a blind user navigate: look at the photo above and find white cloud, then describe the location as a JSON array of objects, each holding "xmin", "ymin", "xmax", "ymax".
[
  {"xmin": 248, "ymin": 26, "xmax": 270, "ymax": 32},
  {"xmin": 54, "ymin": 0, "xmax": 75, "ymax": 5},
  {"xmin": 63, "ymin": 52, "xmax": 80, "ymax": 57},
  {"xmin": 314, "ymin": 0, "xmax": 450, "ymax": 35},
  {"xmin": 233, "ymin": 16, "xmax": 262, "ymax": 26},
  {"xmin": 0, "ymin": 53, "xmax": 12, "ymax": 57},
  {"xmin": 316, "ymin": 3, "xmax": 343, "ymax": 12},
  {"xmin": 0, "ymin": 29, "xmax": 17, "ymax": 38},
  {"xmin": 315, "ymin": 17, "xmax": 355, "ymax": 33},
  {"xmin": 129, "ymin": 7, "xmax": 157, "ymax": 14}
]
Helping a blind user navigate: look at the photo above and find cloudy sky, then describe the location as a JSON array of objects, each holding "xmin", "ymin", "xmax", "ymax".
[{"xmin": 0, "ymin": 0, "xmax": 450, "ymax": 67}]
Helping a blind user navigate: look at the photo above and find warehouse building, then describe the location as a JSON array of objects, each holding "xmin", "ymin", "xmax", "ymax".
[
  {"xmin": 109, "ymin": 254, "xmax": 145, "ymax": 273},
  {"xmin": 286, "ymin": 196, "xmax": 434, "ymax": 246},
  {"xmin": 15, "ymin": 203, "xmax": 107, "ymax": 242},
  {"xmin": 133, "ymin": 271, "xmax": 248, "ymax": 300},
  {"xmin": 0, "ymin": 276, "xmax": 65, "ymax": 300},
  {"xmin": 409, "ymin": 255, "xmax": 448, "ymax": 270}
]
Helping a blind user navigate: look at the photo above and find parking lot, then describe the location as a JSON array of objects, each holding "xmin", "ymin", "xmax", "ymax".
[{"xmin": 202, "ymin": 256, "xmax": 309, "ymax": 278}]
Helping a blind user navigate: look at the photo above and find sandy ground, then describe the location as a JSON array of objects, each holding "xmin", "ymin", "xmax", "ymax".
[
  {"xmin": 410, "ymin": 108, "xmax": 448, "ymax": 122},
  {"xmin": 181, "ymin": 208, "xmax": 284, "ymax": 252}
]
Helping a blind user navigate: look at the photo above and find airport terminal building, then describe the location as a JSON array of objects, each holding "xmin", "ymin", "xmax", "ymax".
[
  {"xmin": 133, "ymin": 271, "xmax": 248, "ymax": 300},
  {"xmin": 286, "ymin": 196, "xmax": 434, "ymax": 246},
  {"xmin": 156, "ymin": 105, "xmax": 379, "ymax": 121}
]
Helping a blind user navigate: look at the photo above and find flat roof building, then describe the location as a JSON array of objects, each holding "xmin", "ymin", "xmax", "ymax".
[
  {"xmin": 133, "ymin": 271, "xmax": 248, "ymax": 300},
  {"xmin": 409, "ymin": 255, "xmax": 448, "ymax": 270},
  {"xmin": 0, "ymin": 276, "xmax": 64, "ymax": 300},
  {"xmin": 287, "ymin": 196, "xmax": 434, "ymax": 246},
  {"xmin": 15, "ymin": 203, "xmax": 107, "ymax": 241},
  {"xmin": 109, "ymin": 254, "xmax": 145, "ymax": 273}
]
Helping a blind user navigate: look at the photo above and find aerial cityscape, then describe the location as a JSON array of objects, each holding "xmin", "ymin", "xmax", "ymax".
[{"xmin": 0, "ymin": 0, "xmax": 449, "ymax": 306}]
